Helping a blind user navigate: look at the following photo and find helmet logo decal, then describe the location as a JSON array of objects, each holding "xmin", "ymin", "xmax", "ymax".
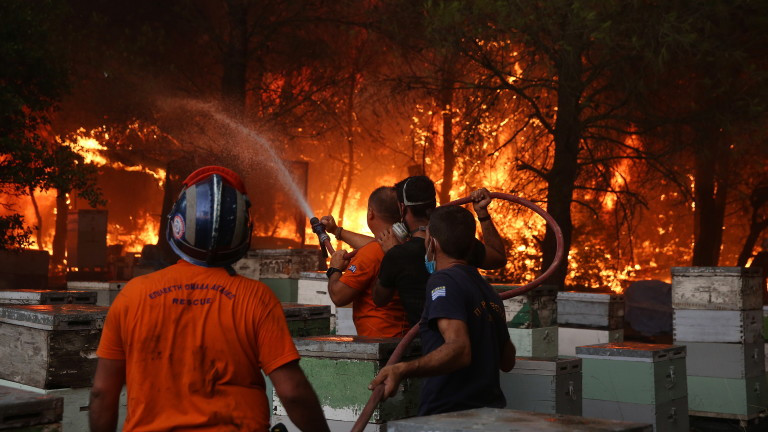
[{"xmin": 172, "ymin": 214, "xmax": 186, "ymax": 240}]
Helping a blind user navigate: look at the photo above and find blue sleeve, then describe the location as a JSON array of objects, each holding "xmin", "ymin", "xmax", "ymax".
[{"xmin": 425, "ymin": 271, "xmax": 467, "ymax": 324}]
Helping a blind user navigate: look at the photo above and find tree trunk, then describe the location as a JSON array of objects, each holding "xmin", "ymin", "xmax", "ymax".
[
  {"xmin": 222, "ymin": 0, "xmax": 248, "ymax": 119},
  {"xmin": 338, "ymin": 79, "xmax": 357, "ymax": 227},
  {"xmin": 28, "ymin": 186, "xmax": 44, "ymax": 250},
  {"xmin": 438, "ymin": 76, "xmax": 455, "ymax": 205},
  {"xmin": 51, "ymin": 191, "xmax": 68, "ymax": 271},
  {"xmin": 692, "ymin": 131, "xmax": 729, "ymax": 266},
  {"xmin": 541, "ymin": 49, "xmax": 582, "ymax": 289},
  {"xmin": 737, "ymin": 219, "xmax": 768, "ymax": 266}
]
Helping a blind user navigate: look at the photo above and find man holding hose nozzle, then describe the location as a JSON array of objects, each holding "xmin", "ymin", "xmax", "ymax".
[
  {"xmin": 322, "ymin": 186, "xmax": 408, "ymax": 337},
  {"xmin": 375, "ymin": 176, "xmax": 507, "ymax": 326},
  {"xmin": 369, "ymin": 205, "xmax": 516, "ymax": 415}
]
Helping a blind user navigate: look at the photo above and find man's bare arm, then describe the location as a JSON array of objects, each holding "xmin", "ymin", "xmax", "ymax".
[
  {"xmin": 320, "ymin": 215, "xmax": 374, "ymax": 249},
  {"xmin": 471, "ymin": 188, "xmax": 506, "ymax": 270},
  {"xmin": 270, "ymin": 360, "xmax": 330, "ymax": 432},
  {"xmin": 89, "ymin": 358, "xmax": 126, "ymax": 432},
  {"xmin": 327, "ymin": 250, "xmax": 358, "ymax": 306},
  {"xmin": 368, "ymin": 318, "xmax": 471, "ymax": 399}
]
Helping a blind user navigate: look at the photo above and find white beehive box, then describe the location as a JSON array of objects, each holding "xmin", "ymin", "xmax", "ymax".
[
  {"xmin": 558, "ymin": 326, "xmax": 624, "ymax": 357},
  {"xmin": 671, "ymin": 267, "xmax": 762, "ymax": 311},
  {"xmin": 508, "ymin": 326, "xmax": 558, "ymax": 358},
  {"xmin": 66, "ymin": 281, "xmax": 127, "ymax": 306},
  {"xmin": 557, "ymin": 291, "xmax": 624, "ymax": 330},
  {"xmin": 673, "ymin": 309, "xmax": 762, "ymax": 343},
  {"xmin": 501, "ymin": 357, "xmax": 582, "ymax": 415}
]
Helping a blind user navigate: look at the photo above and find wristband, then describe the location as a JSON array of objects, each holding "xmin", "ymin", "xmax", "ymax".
[
  {"xmin": 478, "ymin": 215, "xmax": 491, "ymax": 222},
  {"xmin": 334, "ymin": 226, "xmax": 343, "ymax": 239},
  {"xmin": 326, "ymin": 267, "xmax": 343, "ymax": 278}
]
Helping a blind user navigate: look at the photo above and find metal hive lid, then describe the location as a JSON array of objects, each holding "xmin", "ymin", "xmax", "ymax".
[
  {"xmin": 281, "ymin": 303, "xmax": 330, "ymax": 319},
  {"xmin": 0, "ymin": 304, "xmax": 109, "ymax": 330},
  {"xmin": 293, "ymin": 335, "xmax": 420, "ymax": 360},
  {"xmin": 576, "ymin": 342, "xmax": 686, "ymax": 362},
  {"xmin": 671, "ymin": 266, "xmax": 760, "ymax": 277},
  {"xmin": 558, "ymin": 291, "xmax": 624, "ymax": 302}
]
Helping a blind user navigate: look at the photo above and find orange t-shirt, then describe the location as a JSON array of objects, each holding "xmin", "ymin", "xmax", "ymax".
[
  {"xmin": 339, "ymin": 242, "xmax": 408, "ymax": 337},
  {"xmin": 97, "ymin": 260, "xmax": 299, "ymax": 432}
]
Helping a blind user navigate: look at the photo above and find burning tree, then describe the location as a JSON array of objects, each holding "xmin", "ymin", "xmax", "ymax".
[{"xmin": 0, "ymin": 0, "xmax": 103, "ymax": 256}]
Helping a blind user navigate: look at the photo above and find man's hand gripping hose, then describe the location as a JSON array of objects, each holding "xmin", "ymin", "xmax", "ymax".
[{"xmin": 309, "ymin": 193, "xmax": 565, "ymax": 432}]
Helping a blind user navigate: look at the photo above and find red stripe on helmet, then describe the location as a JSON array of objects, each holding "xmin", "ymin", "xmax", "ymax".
[{"xmin": 183, "ymin": 166, "xmax": 247, "ymax": 194}]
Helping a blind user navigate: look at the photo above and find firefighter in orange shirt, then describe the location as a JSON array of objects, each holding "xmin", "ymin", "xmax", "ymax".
[
  {"xmin": 90, "ymin": 166, "xmax": 329, "ymax": 432},
  {"xmin": 323, "ymin": 186, "xmax": 408, "ymax": 337}
]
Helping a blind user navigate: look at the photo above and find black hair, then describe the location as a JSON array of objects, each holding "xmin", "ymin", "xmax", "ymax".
[
  {"xmin": 369, "ymin": 186, "xmax": 400, "ymax": 225},
  {"xmin": 428, "ymin": 206, "xmax": 476, "ymax": 260},
  {"xmin": 394, "ymin": 175, "xmax": 436, "ymax": 219}
]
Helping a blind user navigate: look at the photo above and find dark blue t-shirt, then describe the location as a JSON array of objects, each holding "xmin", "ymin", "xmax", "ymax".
[{"xmin": 418, "ymin": 264, "xmax": 509, "ymax": 416}]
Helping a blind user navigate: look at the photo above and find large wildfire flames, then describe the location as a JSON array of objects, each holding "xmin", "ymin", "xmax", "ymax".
[{"xmin": 3, "ymin": 121, "xmax": 718, "ymax": 293}]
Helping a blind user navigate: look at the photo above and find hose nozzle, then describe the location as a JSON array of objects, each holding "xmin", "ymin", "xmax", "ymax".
[{"xmin": 310, "ymin": 217, "xmax": 331, "ymax": 256}]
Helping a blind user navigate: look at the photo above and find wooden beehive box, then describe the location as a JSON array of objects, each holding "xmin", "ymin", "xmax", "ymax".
[
  {"xmin": 673, "ymin": 309, "xmax": 762, "ymax": 343},
  {"xmin": 0, "ymin": 378, "xmax": 128, "ymax": 432},
  {"xmin": 578, "ymin": 342, "xmax": 689, "ymax": 432},
  {"xmin": 0, "ymin": 305, "xmax": 108, "ymax": 389},
  {"xmin": 273, "ymin": 336, "xmax": 420, "ymax": 424},
  {"xmin": 558, "ymin": 326, "xmax": 624, "ymax": 357},
  {"xmin": 687, "ymin": 374, "xmax": 767, "ymax": 420},
  {"xmin": 684, "ymin": 341, "xmax": 764, "ymax": 379},
  {"xmin": 493, "ymin": 284, "xmax": 557, "ymax": 328},
  {"xmin": 671, "ymin": 267, "xmax": 762, "ymax": 310},
  {"xmin": 0, "ymin": 290, "xmax": 96, "ymax": 306},
  {"xmin": 557, "ymin": 291, "xmax": 624, "ymax": 330},
  {"xmin": 281, "ymin": 303, "xmax": 331, "ymax": 337},
  {"xmin": 0, "ymin": 385, "xmax": 62, "ymax": 431},
  {"xmin": 508, "ymin": 326, "xmax": 558, "ymax": 358},
  {"xmin": 387, "ymin": 407, "xmax": 653, "ymax": 432},
  {"xmin": 501, "ymin": 357, "xmax": 582, "ymax": 415},
  {"xmin": 65, "ymin": 281, "xmax": 126, "ymax": 307}
]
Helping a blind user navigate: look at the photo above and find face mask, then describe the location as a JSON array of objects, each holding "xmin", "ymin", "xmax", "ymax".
[{"xmin": 424, "ymin": 238, "xmax": 436, "ymax": 274}]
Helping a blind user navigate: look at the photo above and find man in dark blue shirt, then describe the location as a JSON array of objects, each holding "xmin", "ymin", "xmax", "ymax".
[{"xmin": 369, "ymin": 205, "xmax": 515, "ymax": 415}]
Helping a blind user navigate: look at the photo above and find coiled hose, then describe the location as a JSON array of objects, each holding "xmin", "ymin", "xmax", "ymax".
[{"xmin": 314, "ymin": 192, "xmax": 565, "ymax": 432}]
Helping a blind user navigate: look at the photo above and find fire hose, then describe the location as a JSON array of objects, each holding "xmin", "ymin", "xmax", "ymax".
[{"xmin": 311, "ymin": 192, "xmax": 565, "ymax": 432}]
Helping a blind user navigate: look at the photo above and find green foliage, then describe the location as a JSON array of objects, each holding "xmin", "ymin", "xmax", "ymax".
[
  {"xmin": 0, "ymin": 215, "xmax": 33, "ymax": 251},
  {"xmin": 0, "ymin": 0, "xmax": 103, "ymax": 248}
]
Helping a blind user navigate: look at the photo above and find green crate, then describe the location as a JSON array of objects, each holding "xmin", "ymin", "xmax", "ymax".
[
  {"xmin": 261, "ymin": 278, "xmax": 298, "ymax": 303},
  {"xmin": 578, "ymin": 343, "xmax": 687, "ymax": 405},
  {"xmin": 274, "ymin": 336, "xmax": 420, "ymax": 424},
  {"xmin": 687, "ymin": 374, "xmax": 768, "ymax": 419}
]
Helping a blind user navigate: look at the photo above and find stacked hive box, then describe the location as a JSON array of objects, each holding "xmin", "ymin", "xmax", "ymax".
[
  {"xmin": 272, "ymin": 336, "xmax": 420, "ymax": 431},
  {"xmin": 387, "ymin": 407, "xmax": 653, "ymax": 432},
  {"xmin": 66, "ymin": 281, "xmax": 126, "ymax": 306},
  {"xmin": 297, "ymin": 271, "xmax": 355, "ymax": 335},
  {"xmin": 281, "ymin": 303, "xmax": 331, "ymax": 337},
  {"xmin": 0, "ymin": 290, "xmax": 96, "ymax": 306},
  {"xmin": 0, "ymin": 385, "xmax": 62, "ymax": 431},
  {"xmin": 577, "ymin": 342, "xmax": 689, "ymax": 432},
  {"xmin": 495, "ymin": 284, "xmax": 558, "ymax": 357},
  {"xmin": 233, "ymin": 249, "xmax": 324, "ymax": 303},
  {"xmin": 671, "ymin": 267, "xmax": 767, "ymax": 422},
  {"xmin": 500, "ymin": 356, "xmax": 582, "ymax": 415},
  {"xmin": 0, "ymin": 305, "xmax": 127, "ymax": 431},
  {"xmin": 558, "ymin": 291, "xmax": 624, "ymax": 356}
]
